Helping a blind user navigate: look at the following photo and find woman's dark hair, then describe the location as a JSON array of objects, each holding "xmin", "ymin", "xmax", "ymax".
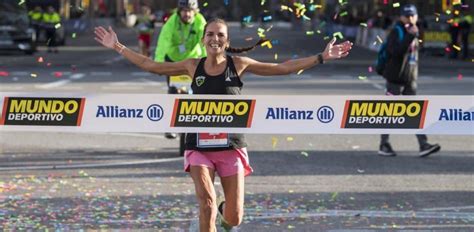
[{"xmin": 203, "ymin": 18, "xmax": 268, "ymax": 54}]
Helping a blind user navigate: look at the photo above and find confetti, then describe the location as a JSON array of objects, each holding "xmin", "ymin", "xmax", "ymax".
[
  {"xmin": 368, "ymin": 66, "xmax": 373, "ymax": 73},
  {"xmin": 0, "ymin": 71, "xmax": 9, "ymax": 77},
  {"xmin": 333, "ymin": 32, "xmax": 343, "ymax": 39},
  {"xmin": 271, "ymin": 137, "xmax": 278, "ymax": 148},
  {"xmin": 306, "ymin": 31, "xmax": 314, "ymax": 35},
  {"xmin": 54, "ymin": 72, "xmax": 63, "ymax": 78},
  {"xmin": 37, "ymin": 57, "xmax": 44, "ymax": 63},
  {"xmin": 358, "ymin": 76, "xmax": 367, "ymax": 80},
  {"xmin": 300, "ymin": 151, "xmax": 309, "ymax": 157},
  {"xmin": 357, "ymin": 169, "xmax": 365, "ymax": 173},
  {"xmin": 297, "ymin": 69, "xmax": 304, "ymax": 75},
  {"xmin": 262, "ymin": 15, "xmax": 272, "ymax": 22},
  {"xmin": 360, "ymin": 23, "xmax": 368, "ymax": 27},
  {"xmin": 30, "ymin": 73, "xmax": 37, "ymax": 78},
  {"xmin": 260, "ymin": 40, "xmax": 272, "ymax": 49},
  {"xmin": 392, "ymin": 2, "xmax": 400, "ymax": 7},
  {"xmin": 72, "ymin": 33, "xmax": 76, "ymax": 38},
  {"xmin": 203, "ymin": 2, "xmax": 208, "ymax": 7},
  {"xmin": 274, "ymin": 53, "xmax": 278, "ymax": 60},
  {"xmin": 339, "ymin": 11, "xmax": 348, "ymax": 17},
  {"xmin": 376, "ymin": 35, "xmax": 383, "ymax": 43},
  {"xmin": 245, "ymin": 37, "xmax": 253, "ymax": 41},
  {"xmin": 286, "ymin": 137, "xmax": 294, "ymax": 141},
  {"xmin": 331, "ymin": 192, "xmax": 338, "ymax": 200},
  {"xmin": 457, "ymin": 74, "xmax": 463, "ymax": 80},
  {"xmin": 18, "ymin": 0, "xmax": 25, "ymax": 5},
  {"xmin": 453, "ymin": 45, "xmax": 461, "ymax": 51},
  {"xmin": 54, "ymin": 23, "xmax": 61, "ymax": 29},
  {"xmin": 260, "ymin": 0, "xmax": 266, "ymax": 6}
]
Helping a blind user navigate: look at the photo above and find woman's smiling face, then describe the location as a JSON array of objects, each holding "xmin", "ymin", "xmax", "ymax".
[{"xmin": 202, "ymin": 22, "xmax": 229, "ymax": 56}]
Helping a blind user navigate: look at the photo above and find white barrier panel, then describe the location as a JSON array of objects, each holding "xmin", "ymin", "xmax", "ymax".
[{"xmin": 0, "ymin": 93, "xmax": 472, "ymax": 135}]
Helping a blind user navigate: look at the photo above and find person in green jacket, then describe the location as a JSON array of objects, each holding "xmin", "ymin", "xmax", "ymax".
[
  {"xmin": 28, "ymin": 6, "xmax": 43, "ymax": 40},
  {"xmin": 42, "ymin": 6, "xmax": 61, "ymax": 53},
  {"xmin": 154, "ymin": 0, "xmax": 206, "ymax": 139}
]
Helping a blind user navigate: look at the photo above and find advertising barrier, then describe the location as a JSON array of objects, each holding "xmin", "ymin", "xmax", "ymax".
[{"xmin": 0, "ymin": 93, "xmax": 472, "ymax": 135}]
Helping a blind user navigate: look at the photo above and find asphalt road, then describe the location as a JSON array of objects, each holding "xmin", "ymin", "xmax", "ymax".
[{"xmin": 0, "ymin": 24, "xmax": 473, "ymax": 231}]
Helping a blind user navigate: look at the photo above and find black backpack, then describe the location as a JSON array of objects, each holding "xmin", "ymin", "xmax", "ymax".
[{"xmin": 375, "ymin": 24, "xmax": 405, "ymax": 75}]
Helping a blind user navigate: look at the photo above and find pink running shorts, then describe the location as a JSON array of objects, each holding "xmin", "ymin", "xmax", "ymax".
[{"xmin": 184, "ymin": 148, "xmax": 253, "ymax": 177}]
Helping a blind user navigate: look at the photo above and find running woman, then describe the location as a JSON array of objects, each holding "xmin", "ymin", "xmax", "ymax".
[{"xmin": 94, "ymin": 18, "xmax": 352, "ymax": 231}]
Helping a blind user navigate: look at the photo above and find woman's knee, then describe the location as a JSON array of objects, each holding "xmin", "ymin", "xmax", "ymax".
[
  {"xmin": 226, "ymin": 211, "xmax": 244, "ymax": 226},
  {"xmin": 197, "ymin": 194, "xmax": 217, "ymax": 213}
]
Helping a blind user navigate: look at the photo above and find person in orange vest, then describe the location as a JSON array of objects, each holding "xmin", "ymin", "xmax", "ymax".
[{"xmin": 42, "ymin": 6, "xmax": 61, "ymax": 53}]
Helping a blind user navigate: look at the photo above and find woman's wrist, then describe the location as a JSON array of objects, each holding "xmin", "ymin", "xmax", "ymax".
[
  {"xmin": 316, "ymin": 53, "xmax": 325, "ymax": 64},
  {"xmin": 114, "ymin": 42, "xmax": 125, "ymax": 54}
]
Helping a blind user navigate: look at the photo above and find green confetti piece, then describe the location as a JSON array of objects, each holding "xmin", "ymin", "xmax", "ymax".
[
  {"xmin": 301, "ymin": 151, "xmax": 309, "ymax": 157},
  {"xmin": 306, "ymin": 31, "xmax": 314, "ymax": 35},
  {"xmin": 333, "ymin": 32, "xmax": 344, "ymax": 39},
  {"xmin": 358, "ymin": 76, "xmax": 367, "ymax": 80},
  {"xmin": 72, "ymin": 33, "xmax": 76, "ymax": 38},
  {"xmin": 339, "ymin": 11, "xmax": 348, "ymax": 17},
  {"xmin": 203, "ymin": 2, "xmax": 208, "ymax": 7},
  {"xmin": 54, "ymin": 23, "xmax": 61, "ymax": 29},
  {"xmin": 393, "ymin": 2, "xmax": 400, "ymax": 7},
  {"xmin": 360, "ymin": 23, "xmax": 368, "ymax": 27}
]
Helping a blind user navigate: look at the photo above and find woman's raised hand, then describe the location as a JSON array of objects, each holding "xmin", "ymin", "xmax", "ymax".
[
  {"xmin": 94, "ymin": 26, "xmax": 118, "ymax": 49},
  {"xmin": 322, "ymin": 38, "xmax": 353, "ymax": 61}
]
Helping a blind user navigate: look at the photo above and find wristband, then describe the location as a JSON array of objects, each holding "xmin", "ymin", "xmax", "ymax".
[
  {"xmin": 317, "ymin": 53, "xmax": 324, "ymax": 64},
  {"xmin": 115, "ymin": 42, "xmax": 125, "ymax": 54}
]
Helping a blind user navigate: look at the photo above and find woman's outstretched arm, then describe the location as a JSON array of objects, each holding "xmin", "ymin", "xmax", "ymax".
[
  {"xmin": 94, "ymin": 26, "xmax": 192, "ymax": 76},
  {"xmin": 240, "ymin": 38, "xmax": 352, "ymax": 76}
]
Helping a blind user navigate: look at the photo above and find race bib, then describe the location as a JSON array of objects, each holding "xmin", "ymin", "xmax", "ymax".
[{"xmin": 197, "ymin": 133, "xmax": 229, "ymax": 148}]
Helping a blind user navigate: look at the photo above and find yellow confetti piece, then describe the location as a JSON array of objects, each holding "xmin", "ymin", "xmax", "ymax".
[
  {"xmin": 301, "ymin": 151, "xmax": 309, "ymax": 157},
  {"xmin": 54, "ymin": 23, "xmax": 61, "ymax": 29},
  {"xmin": 392, "ymin": 2, "xmax": 400, "ymax": 7},
  {"xmin": 30, "ymin": 73, "xmax": 37, "ymax": 78},
  {"xmin": 271, "ymin": 137, "xmax": 278, "ymax": 148},
  {"xmin": 339, "ymin": 11, "xmax": 348, "ymax": 17},
  {"xmin": 288, "ymin": 225, "xmax": 295, "ymax": 229},
  {"xmin": 297, "ymin": 69, "xmax": 304, "ymax": 75},
  {"xmin": 203, "ymin": 2, "xmax": 208, "ymax": 7},
  {"xmin": 453, "ymin": 45, "xmax": 461, "ymax": 51},
  {"xmin": 18, "ymin": 0, "xmax": 25, "ymax": 5},
  {"xmin": 360, "ymin": 23, "xmax": 367, "ymax": 27},
  {"xmin": 376, "ymin": 35, "xmax": 383, "ymax": 43},
  {"xmin": 260, "ymin": 0, "xmax": 266, "ymax": 5},
  {"xmin": 306, "ymin": 31, "xmax": 314, "ymax": 35},
  {"xmin": 286, "ymin": 136, "xmax": 294, "ymax": 141},
  {"xmin": 289, "ymin": 190, "xmax": 294, "ymax": 193},
  {"xmin": 72, "ymin": 33, "xmax": 76, "ymax": 38},
  {"xmin": 281, "ymin": 5, "xmax": 289, "ymax": 10},
  {"xmin": 274, "ymin": 53, "xmax": 278, "ymax": 60},
  {"xmin": 261, "ymin": 40, "xmax": 272, "ymax": 49},
  {"xmin": 358, "ymin": 76, "xmax": 367, "ymax": 80}
]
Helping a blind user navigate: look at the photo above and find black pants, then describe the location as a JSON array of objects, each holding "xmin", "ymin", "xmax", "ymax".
[
  {"xmin": 381, "ymin": 80, "xmax": 428, "ymax": 148},
  {"xmin": 45, "ymin": 27, "xmax": 56, "ymax": 47}
]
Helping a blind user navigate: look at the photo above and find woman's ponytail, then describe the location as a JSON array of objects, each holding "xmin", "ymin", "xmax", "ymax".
[{"xmin": 225, "ymin": 38, "xmax": 268, "ymax": 54}]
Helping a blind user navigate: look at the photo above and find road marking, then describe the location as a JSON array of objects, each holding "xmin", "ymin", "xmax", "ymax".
[
  {"xmin": 10, "ymin": 71, "xmax": 29, "ymax": 76},
  {"xmin": 36, "ymin": 73, "xmax": 85, "ymax": 89},
  {"xmin": 0, "ymin": 157, "xmax": 183, "ymax": 171},
  {"xmin": 90, "ymin": 72, "xmax": 112, "ymax": 76},
  {"xmin": 103, "ymin": 55, "xmax": 125, "ymax": 65},
  {"xmin": 422, "ymin": 205, "xmax": 474, "ymax": 211},
  {"xmin": 36, "ymin": 79, "xmax": 71, "ymax": 89},
  {"xmin": 131, "ymin": 72, "xmax": 153, "ymax": 77},
  {"xmin": 101, "ymin": 86, "xmax": 144, "ymax": 90}
]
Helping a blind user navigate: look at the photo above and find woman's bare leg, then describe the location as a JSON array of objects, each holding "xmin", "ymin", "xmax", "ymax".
[
  {"xmin": 190, "ymin": 166, "xmax": 217, "ymax": 232},
  {"xmin": 220, "ymin": 171, "xmax": 245, "ymax": 226}
]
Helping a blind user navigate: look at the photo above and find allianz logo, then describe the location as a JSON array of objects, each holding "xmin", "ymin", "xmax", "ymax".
[
  {"xmin": 96, "ymin": 104, "xmax": 164, "ymax": 122},
  {"xmin": 265, "ymin": 106, "xmax": 334, "ymax": 123}
]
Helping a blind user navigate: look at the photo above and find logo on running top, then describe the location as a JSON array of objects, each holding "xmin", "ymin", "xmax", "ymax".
[
  {"xmin": 340, "ymin": 100, "xmax": 428, "ymax": 129},
  {"xmin": 195, "ymin": 76, "xmax": 206, "ymax": 87},
  {"xmin": 170, "ymin": 99, "xmax": 256, "ymax": 128},
  {"xmin": 96, "ymin": 104, "xmax": 164, "ymax": 122},
  {"xmin": 317, "ymin": 106, "xmax": 334, "ymax": 123},
  {"xmin": 0, "ymin": 97, "xmax": 85, "ymax": 126}
]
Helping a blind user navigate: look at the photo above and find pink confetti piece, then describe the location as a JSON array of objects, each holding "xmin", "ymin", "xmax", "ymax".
[
  {"xmin": 54, "ymin": 72, "xmax": 63, "ymax": 78},
  {"xmin": 368, "ymin": 66, "xmax": 373, "ymax": 73},
  {"xmin": 0, "ymin": 71, "xmax": 9, "ymax": 77},
  {"xmin": 37, "ymin": 57, "xmax": 44, "ymax": 63},
  {"xmin": 457, "ymin": 74, "xmax": 463, "ymax": 80}
]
